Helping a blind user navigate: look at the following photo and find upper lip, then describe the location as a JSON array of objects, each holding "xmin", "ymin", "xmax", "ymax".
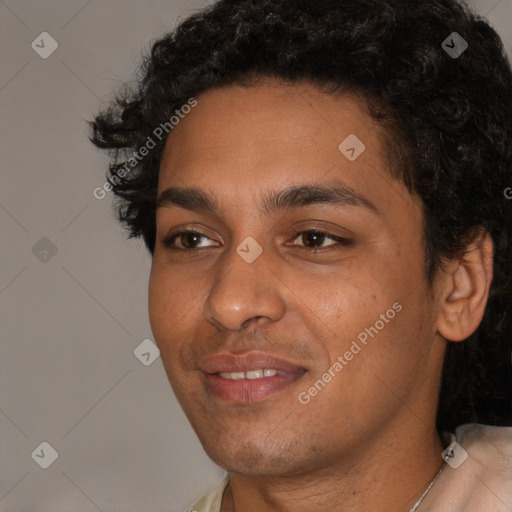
[{"xmin": 199, "ymin": 351, "xmax": 307, "ymax": 375}]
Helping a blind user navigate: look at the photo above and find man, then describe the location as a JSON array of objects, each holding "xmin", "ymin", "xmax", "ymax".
[{"xmin": 90, "ymin": 0, "xmax": 512, "ymax": 510}]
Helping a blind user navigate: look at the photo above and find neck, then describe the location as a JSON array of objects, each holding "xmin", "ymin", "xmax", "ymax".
[{"xmin": 220, "ymin": 420, "xmax": 445, "ymax": 512}]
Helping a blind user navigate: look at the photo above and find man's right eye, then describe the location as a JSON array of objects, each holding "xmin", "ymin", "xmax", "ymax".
[{"xmin": 160, "ymin": 230, "xmax": 218, "ymax": 250}]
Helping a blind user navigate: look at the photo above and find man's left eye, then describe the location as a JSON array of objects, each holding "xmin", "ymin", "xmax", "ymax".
[{"xmin": 289, "ymin": 229, "xmax": 352, "ymax": 249}]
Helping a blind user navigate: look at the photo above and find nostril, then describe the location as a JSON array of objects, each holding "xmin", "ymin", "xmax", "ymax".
[{"xmin": 241, "ymin": 316, "xmax": 265, "ymax": 329}]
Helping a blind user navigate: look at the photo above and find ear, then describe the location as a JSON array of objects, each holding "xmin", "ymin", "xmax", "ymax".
[{"xmin": 436, "ymin": 229, "xmax": 494, "ymax": 342}]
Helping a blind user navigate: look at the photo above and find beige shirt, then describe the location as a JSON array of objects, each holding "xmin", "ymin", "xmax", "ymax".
[{"xmin": 186, "ymin": 423, "xmax": 512, "ymax": 512}]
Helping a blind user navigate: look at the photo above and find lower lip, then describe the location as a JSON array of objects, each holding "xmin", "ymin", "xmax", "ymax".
[{"xmin": 203, "ymin": 372, "xmax": 306, "ymax": 403}]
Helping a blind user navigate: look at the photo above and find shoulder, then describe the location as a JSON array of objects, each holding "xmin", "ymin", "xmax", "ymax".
[
  {"xmin": 186, "ymin": 474, "xmax": 230, "ymax": 512},
  {"xmin": 455, "ymin": 423, "xmax": 512, "ymax": 476},
  {"xmin": 423, "ymin": 423, "xmax": 512, "ymax": 512}
]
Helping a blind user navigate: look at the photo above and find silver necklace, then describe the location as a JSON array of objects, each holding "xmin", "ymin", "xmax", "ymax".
[{"xmin": 409, "ymin": 458, "xmax": 448, "ymax": 512}]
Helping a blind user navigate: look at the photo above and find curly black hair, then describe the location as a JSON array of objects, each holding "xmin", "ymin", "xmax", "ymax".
[{"xmin": 90, "ymin": 0, "xmax": 512, "ymax": 432}]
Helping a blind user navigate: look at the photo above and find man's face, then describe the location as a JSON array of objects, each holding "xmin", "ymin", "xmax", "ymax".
[{"xmin": 149, "ymin": 80, "xmax": 446, "ymax": 475}]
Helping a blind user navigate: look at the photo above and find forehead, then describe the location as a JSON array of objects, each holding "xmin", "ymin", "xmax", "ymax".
[
  {"xmin": 157, "ymin": 79, "xmax": 416, "ymax": 217},
  {"xmin": 161, "ymin": 79, "xmax": 379, "ymax": 167}
]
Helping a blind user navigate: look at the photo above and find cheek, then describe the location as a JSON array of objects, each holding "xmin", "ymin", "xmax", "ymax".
[
  {"xmin": 148, "ymin": 263, "xmax": 192, "ymax": 353},
  {"xmin": 299, "ymin": 261, "xmax": 423, "ymax": 369},
  {"xmin": 148, "ymin": 266, "xmax": 168, "ymax": 338},
  {"xmin": 149, "ymin": 258, "xmax": 200, "ymax": 317},
  {"xmin": 148, "ymin": 271, "xmax": 191, "ymax": 399},
  {"xmin": 294, "ymin": 263, "xmax": 394, "ymax": 330}
]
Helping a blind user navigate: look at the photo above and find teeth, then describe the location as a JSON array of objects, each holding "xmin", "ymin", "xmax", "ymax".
[
  {"xmin": 246, "ymin": 369, "xmax": 264, "ymax": 379},
  {"xmin": 221, "ymin": 371, "xmax": 245, "ymax": 380},
  {"xmin": 219, "ymin": 369, "xmax": 279, "ymax": 380}
]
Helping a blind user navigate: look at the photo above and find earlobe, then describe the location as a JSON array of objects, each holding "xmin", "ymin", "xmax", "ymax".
[{"xmin": 437, "ymin": 229, "xmax": 494, "ymax": 342}]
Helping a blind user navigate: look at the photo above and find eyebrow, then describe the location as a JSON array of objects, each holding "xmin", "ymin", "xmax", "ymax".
[{"xmin": 156, "ymin": 183, "xmax": 379, "ymax": 216}]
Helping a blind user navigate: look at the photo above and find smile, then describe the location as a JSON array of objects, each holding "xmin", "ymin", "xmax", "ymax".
[{"xmin": 218, "ymin": 369, "xmax": 285, "ymax": 379}]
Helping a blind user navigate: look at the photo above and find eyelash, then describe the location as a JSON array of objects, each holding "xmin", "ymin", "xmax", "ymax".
[{"xmin": 160, "ymin": 228, "xmax": 352, "ymax": 252}]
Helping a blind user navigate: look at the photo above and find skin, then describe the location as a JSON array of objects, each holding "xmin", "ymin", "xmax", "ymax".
[{"xmin": 148, "ymin": 78, "xmax": 493, "ymax": 512}]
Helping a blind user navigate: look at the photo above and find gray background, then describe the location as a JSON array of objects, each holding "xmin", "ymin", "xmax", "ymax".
[{"xmin": 0, "ymin": 1, "xmax": 511, "ymax": 511}]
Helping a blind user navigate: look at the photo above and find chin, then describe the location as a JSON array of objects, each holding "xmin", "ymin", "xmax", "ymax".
[{"xmin": 199, "ymin": 435, "xmax": 315, "ymax": 477}]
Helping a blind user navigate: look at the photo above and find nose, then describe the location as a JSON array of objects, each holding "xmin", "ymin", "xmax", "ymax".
[{"xmin": 202, "ymin": 243, "xmax": 287, "ymax": 331}]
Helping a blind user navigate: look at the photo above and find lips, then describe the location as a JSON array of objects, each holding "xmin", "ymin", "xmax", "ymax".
[{"xmin": 199, "ymin": 351, "xmax": 307, "ymax": 403}]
